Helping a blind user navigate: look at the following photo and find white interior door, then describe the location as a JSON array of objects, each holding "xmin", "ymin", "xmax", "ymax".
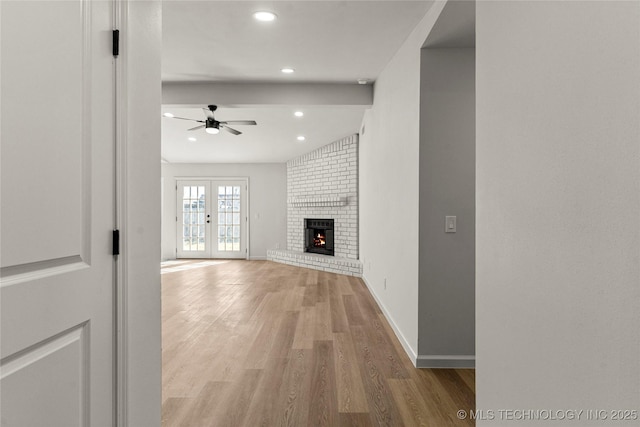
[
  {"xmin": 1, "ymin": 1, "xmax": 116, "ymax": 426},
  {"xmin": 176, "ymin": 179, "xmax": 248, "ymax": 259}
]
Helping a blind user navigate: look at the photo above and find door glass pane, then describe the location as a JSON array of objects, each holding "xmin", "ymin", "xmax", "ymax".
[{"xmin": 180, "ymin": 184, "xmax": 207, "ymax": 252}]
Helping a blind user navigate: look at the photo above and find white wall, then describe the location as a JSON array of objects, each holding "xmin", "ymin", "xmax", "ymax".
[
  {"xmin": 359, "ymin": 1, "xmax": 444, "ymax": 361},
  {"xmin": 161, "ymin": 163, "xmax": 286, "ymax": 260},
  {"xmin": 418, "ymin": 48, "xmax": 475, "ymax": 367},
  {"xmin": 477, "ymin": 0, "xmax": 640, "ymax": 420}
]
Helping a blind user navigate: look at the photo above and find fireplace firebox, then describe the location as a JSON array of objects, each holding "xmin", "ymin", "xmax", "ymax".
[{"xmin": 304, "ymin": 219, "xmax": 334, "ymax": 256}]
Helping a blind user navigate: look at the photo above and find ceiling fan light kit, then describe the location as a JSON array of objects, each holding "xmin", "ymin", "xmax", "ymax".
[
  {"xmin": 205, "ymin": 124, "xmax": 220, "ymax": 135},
  {"xmin": 163, "ymin": 105, "xmax": 257, "ymax": 136},
  {"xmin": 253, "ymin": 11, "xmax": 277, "ymax": 22}
]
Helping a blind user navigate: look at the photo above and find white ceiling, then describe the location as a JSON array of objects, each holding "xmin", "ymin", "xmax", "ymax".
[
  {"xmin": 161, "ymin": 105, "xmax": 366, "ymax": 163},
  {"xmin": 162, "ymin": 0, "xmax": 435, "ymax": 163}
]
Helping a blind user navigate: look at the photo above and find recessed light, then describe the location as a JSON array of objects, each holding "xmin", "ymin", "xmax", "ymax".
[
  {"xmin": 163, "ymin": 112, "xmax": 174, "ymax": 118},
  {"xmin": 297, "ymin": 136, "xmax": 306, "ymax": 141},
  {"xmin": 294, "ymin": 111, "xmax": 304, "ymax": 117},
  {"xmin": 188, "ymin": 137, "xmax": 197, "ymax": 142},
  {"xmin": 357, "ymin": 79, "xmax": 369, "ymax": 85},
  {"xmin": 281, "ymin": 68, "xmax": 295, "ymax": 74},
  {"xmin": 253, "ymin": 11, "xmax": 277, "ymax": 22}
]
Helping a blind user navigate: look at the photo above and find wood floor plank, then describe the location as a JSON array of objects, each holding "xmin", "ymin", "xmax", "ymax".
[
  {"xmin": 307, "ymin": 340, "xmax": 339, "ymax": 427},
  {"xmin": 276, "ymin": 349, "xmax": 314, "ymax": 427},
  {"xmin": 412, "ymin": 368, "xmax": 471, "ymax": 425},
  {"xmin": 339, "ymin": 412, "xmax": 373, "ymax": 427},
  {"xmin": 278, "ymin": 349, "xmax": 314, "ymax": 427},
  {"xmin": 302, "ymin": 282, "xmax": 318, "ymax": 307},
  {"xmin": 161, "ymin": 397, "xmax": 190, "ymax": 427},
  {"xmin": 243, "ymin": 356, "xmax": 291, "ymax": 427},
  {"xmin": 329, "ymin": 290, "xmax": 349, "ymax": 333},
  {"xmin": 314, "ymin": 301, "xmax": 333, "ymax": 341},
  {"xmin": 389, "ymin": 378, "xmax": 442, "ymax": 427},
  {"xmin": 291, "ymin": 305, "xmax": 316, "ymax": 349},
  {"xmin": 351, "ymin": 325, "xmax": 405, "ymax": 427},
  {"xmin": 175, "ymin": 381, "xmax": 230, "ymax": 427},
  {"xmin": 267, "ymin": 309, "xmax": 300, "ymax": 360},
  {"xmin": 208, "ymin": 369, "xmax": 262, "ymax": 427},
  {"xmin": 431, "ymin": 369, "xmax": 476, "ymax": 416},
  {"xmin": 365, "ymin": 315, "xmax": 411, "ymax": 380},
  {"xmin": 333, "ymin": 332, "xmax": 369, "ymax": 413},
  {"xmin": 456, "ymin": 367, "xmax": 476, "ymax": 391},
  {"xmin": 161, "ymin": 260, "xmax": 475, "ymax": 427},
  {"xmin": 343, "ymin": 294, "xmax": 365, "ymax": 326},
  {"xmin": 243, "ymin": 313, "xmax": 282, "ymax": 369}
]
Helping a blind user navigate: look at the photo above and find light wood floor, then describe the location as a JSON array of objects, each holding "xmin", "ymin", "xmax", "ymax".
[{"xmin": 162, "ymin": 260, "xmax": 475, "ymax": 426}]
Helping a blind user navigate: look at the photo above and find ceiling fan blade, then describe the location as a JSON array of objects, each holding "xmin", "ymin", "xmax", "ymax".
[
  {"xmin": 171, "ymin": 116, "xmax": 203, "ymax": 122},
  {"xmin": 202, "ymin": 108, "xmax": 215, "ymax": 120},
  {"xmin": 221, "ymin": 125, "xmax": 241, "ymax": 135},
  {"xmin": 187, "ymin": 125, "xmax": 205, "ymax": 131},
  {"xmin": 219, "ymin": 120, "xmax": 257, "ymax": 126}
]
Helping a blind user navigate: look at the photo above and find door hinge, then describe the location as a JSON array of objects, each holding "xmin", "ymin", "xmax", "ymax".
[
  {"xmin": 112, "ymin": 29, "xmax": 120, "ymax": 57},
  {"xmin": 112, "ymin": 229, "xmax": 120, "ymax": 256}
]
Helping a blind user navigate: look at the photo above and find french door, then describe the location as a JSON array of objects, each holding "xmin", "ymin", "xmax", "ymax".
[{"xmin": 176, "ymin": 179, "xmax": 248, "ymax": 259}]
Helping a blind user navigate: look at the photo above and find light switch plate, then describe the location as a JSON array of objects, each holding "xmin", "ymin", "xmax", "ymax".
[{"xmin": 445, "ymin": 216, "xmax": 456, "ymax": 233}]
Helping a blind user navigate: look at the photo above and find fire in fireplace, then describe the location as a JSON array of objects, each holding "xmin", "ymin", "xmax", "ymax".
[{"xmin": 304, "ymin": 219, "xmax": 334, "ymax": 256}]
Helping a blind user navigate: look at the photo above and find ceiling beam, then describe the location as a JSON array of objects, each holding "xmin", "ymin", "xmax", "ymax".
[{"xmin": 162, "ymin": 82, "xmax": 373, "ymax": 107}]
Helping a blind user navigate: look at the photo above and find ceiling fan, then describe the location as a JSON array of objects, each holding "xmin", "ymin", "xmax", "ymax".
[{"xmin": 164, "ymin": 105, "xmax": 257, "ymax": 135}]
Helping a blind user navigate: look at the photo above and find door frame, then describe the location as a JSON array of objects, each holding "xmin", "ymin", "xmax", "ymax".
[
  {"xmin": 174, "ymin": 176, "xmax": 250, "ymax": 260},
  {"xmin": 115, "ymin": 1, "xmax": 163, "ymax": 425}
]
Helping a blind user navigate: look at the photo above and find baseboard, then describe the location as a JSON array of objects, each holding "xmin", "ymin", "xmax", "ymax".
[
  {"xmin": 248, "ymin": 256, "xmax": 267, "ymax": 261},
  {"xmin": 416, "ymin": 355, "xmax": 475, "ymax": 369},
  {"xmin": 360, "ymin": 275, "xmax": 418, "ymax": 366}
]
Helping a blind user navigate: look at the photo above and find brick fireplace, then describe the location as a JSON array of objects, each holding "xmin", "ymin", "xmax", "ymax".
[{"xmin": 267, "ymin": 134, "xmax": 362, "ymax": 276}]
